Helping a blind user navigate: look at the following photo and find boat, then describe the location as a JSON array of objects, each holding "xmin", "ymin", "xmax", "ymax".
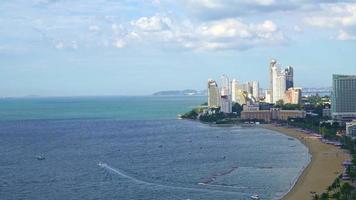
[
  {"xmin": 250, "ymin": 194, "xmax": 260, "ymax": 199},
  {"xmin": 36, "ymin": 155, "xmax": 45, "ymax": 160}
]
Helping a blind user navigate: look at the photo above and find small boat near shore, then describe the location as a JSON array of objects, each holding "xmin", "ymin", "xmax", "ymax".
[
  {"xmin": 250, "ymin": 194, "xmax": 260, "ymax": 199},
  {"xmin": 36, "ymin": 155, "xmax": 45, "ymax": 161}
]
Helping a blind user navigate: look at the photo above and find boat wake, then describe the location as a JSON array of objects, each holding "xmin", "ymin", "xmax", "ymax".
[
  {"xmin": 199, "ymin": 165, "xmax": 239, "ymax": 185},
  {"xmin": 98, "ymin": 162, "xmax": 247, "ymax": 195}
]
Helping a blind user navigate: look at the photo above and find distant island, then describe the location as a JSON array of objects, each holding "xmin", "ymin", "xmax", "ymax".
[{"xmin": 153, "ymin": 89, "xmax": 207, "ymax": 96}]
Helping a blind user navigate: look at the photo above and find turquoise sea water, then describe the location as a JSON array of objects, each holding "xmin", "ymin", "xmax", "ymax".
[
  {"xmin": 0, "ymin": 96, "xmax": 205, "ymax": 121},
  {"xmin": 0, "ymin": 96, "xmax": 310, "ymax": 200}
]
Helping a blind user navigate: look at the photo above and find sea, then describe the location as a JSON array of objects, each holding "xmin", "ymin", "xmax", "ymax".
[{"xmin": 0, "ymin": 96, "xmax": 310, "ymax": 200}]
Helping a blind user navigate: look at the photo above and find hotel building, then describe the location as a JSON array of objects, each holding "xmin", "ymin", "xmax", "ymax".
[
  {"xmin": 220, "ymin": 75, "xmax": 232, "ymax": 113},
  {"xmin": 331, "ymin": 74, "xmax": 356, "ymax": 123},
  {"xmin": 207, "ymin": 79, "xmax": 220, "ymax": 108},
  {"xmin": 284, "ymin": 87, "xmax": 302, "ymax": 104},
  {"xmin": 252, "ymin": 81, "xmax": 259, "ymax": 101},
  {"xmin": 241, "ymin": 108, "xmax": 306, "ymax": 122},
  {"xmin": 231, "ymin": 79, "xmax": 239, "ymax": 103},
  {"xmin": 269, "ymin": 59, "xmax": 294, "ymax": 104}
]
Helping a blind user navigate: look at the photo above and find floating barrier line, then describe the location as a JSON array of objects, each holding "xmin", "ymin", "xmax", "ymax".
[{"xmin": 98, "ymin": 162, "xmax": 247, "ymax": 195}]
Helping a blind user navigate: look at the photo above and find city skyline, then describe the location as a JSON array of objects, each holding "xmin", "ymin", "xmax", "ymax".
[{"xmin": 1, "ymin": 0, "xmax": 356, "ymax": 97}]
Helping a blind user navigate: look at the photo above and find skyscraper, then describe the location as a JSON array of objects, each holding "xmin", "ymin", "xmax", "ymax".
[
  {"xmin": 285, "ymin": 66, "xmax": 294, "ymax": 90},
  {"xmin": 207, "ymin": 79, "xmax": 220, "ymax": 108},
  {"xmin": 231, "ymin": 79, "xmax": 239, "ymax": 103},
  {"xmin": 252, "ymin": 81, "xmax": 259, "ymax": 101},
  {"xmin": 220, "ymin": 75, "xmax": 232, "ymax": 113},
  {"xmin": 269, "ymin": 59, "xmax": 277, "ymax": 98},
  {"xmin": 275, "ymin": 70, "xmax": 287, "ymax": 102},
  {"xmin": 269, "ymin": 59, "xmax": 294, "ymax": 103},
  {"xmin": 265, "ymin": 90, "xmax": 272, "ymax": 103},
  {"xmin": 331, "ymin": 74, "xmax": 356, "ymax": 123}
]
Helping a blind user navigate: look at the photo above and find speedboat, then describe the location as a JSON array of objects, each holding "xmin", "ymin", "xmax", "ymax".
[
  {"xmin": 250, "ymin": 194, "xmax": 260, "ymax": 199},
  {"xmin": 36, "ymin": 155, "xmax": 45, "ymax": 161}
]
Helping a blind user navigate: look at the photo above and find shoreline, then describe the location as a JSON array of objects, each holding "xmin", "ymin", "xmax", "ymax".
[{"xmin": 262, "ymin": 124, "xmax": 348, "ymax": 200}]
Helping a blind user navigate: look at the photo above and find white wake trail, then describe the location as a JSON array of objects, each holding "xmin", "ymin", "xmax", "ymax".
[{"xmin": 98, "ymin": 162, "xmax": 246, "ymax": 195}]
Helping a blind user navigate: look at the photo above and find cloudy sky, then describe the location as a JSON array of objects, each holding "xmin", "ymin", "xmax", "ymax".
[{"xmin": 1, "ymin": 0, "xmax": 356, "ymax": 96}]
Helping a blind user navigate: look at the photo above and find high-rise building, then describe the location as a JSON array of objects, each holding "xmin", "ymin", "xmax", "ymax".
[
  {"xmin": 252, "ymin": 81, "xmax": 259, "ymax": 101},
  {"xmin": 331, "ymin": 74, "xmax": 356, "ymax": 123},
  {"xmin": 265, "ymin": 90, "xmax": 272, "ymax": 103},
  {"xmin": 246, "ymin": 82, "xmax": 253, "ymax": 96},
  {"xmin": 269, "ymin": 59, "xmax": 277, "ymax": 99},
  {"xmin": 207, "ymin": 79, "xmax": 220, "ymax": 108},
  {"xmin": 272, "ymin": 69, "xmax": 287, "ymax": 103},
  {"xmin": 231, "ymin": 79, "xmax": 239, "ymax": 102},
  {"xmin": 285, "ymin": 66, "xmax": 294, "ymax": 90},
  {"xmin": 284, "ymin": 87, "xmax": 302, "ymax": 104},
  {"xmin": 270, "ymin": 59, "xmax": 294, "ymax": 103},
  {"xmin": 220, "ymin": 75, "xmax": 232, "ymax": 113}
]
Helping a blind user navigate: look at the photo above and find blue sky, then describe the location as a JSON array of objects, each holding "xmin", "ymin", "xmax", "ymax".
[{"xmin": 1, "ymin": 0, "xmax": 356, "ymax": 96}]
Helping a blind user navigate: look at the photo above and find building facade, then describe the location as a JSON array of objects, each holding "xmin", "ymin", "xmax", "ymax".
[
  {"xmin": 265, "ymin": 90, "xmax": 272, "ymax": 103},
  {"xmin": 220, "ymin": 75, "xmax": 232, "ymax": 113},
  {"xmin": 269, "ymin": 59, "xmax": 277, "ymax": 101},
  {"xmin": 331, "ymin": 74, "xmax": 356, "ymax": 123},
  {"xmin": 346, "ymin": 120, "xmax": 356, "ymax": 138},
  {"xmin": 284, "ymin": 87, "xmax": 302, "ymax": 104},
  {"xmin": 207, "ymin": 79, "xmax": 220, "ymax": 108},
  {"xmin": 252, "ymin": 81, "xmax": 259, "ymax": 101},
  {"xmin": 241, "ymin": 108, "xmax": 306, "ymax": 122},
  {"xmin": 269, "ymin": 59, "xmax": 294, "ymax": 104},
  {"xmin": 241, "ymin": 110, "xmax": 272, "ymax": 122},
  {"xmin": 231, "ymin": 79, "xmax": 239, "ymax": 103},
  {"xmin": 285, "ymin": 66, "xmax": 294, "ymax": 90}
]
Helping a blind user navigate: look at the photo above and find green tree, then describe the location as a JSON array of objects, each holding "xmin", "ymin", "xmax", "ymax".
[
  {"xmin": 320, "ymin": 192, "xmax": 329, "ymax": 200},
  {"xmin": 340, "ymin": 182, "xmax": 354, "ymax": 199},
  {"xmin": 275, "ymin": 99, "xmax": 284, "ymax": 107},
  {"xmin": 282, "ymin": 103, "xmax": 301, "ymax": 110},
  {"xmin": 232, "ymin": 103, "xmax": 242, "ymax": 116}
]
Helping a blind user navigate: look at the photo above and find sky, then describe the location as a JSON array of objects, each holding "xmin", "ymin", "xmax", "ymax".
[{"xmin": 1, "ymin": 0, "xmax": 356, "ymax": 96}]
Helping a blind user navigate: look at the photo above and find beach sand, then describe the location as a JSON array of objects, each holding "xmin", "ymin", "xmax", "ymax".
[{"xmin": 262, "ymin": 124, "xmax": 349, "ymax": 200}]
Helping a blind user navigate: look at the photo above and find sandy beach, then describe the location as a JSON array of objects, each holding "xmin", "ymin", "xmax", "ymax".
[{"xmin": 262, "ymin": 124, "xmax": 349, "ymax": 200}]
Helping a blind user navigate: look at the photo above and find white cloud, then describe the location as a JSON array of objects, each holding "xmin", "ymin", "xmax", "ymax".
[
  {"xmin": 89, "ymin": 25, "xmax": 100, "ymax": 32},
  {"xmin": 71, "ymin": 40, "xmax": 78, "ymax": 49},
  {"xmin": 114, "ymin": 38, "xmax": 125, "ymax": 48},
  {"xmin": 293, "ymin": 25, "xmax": 303, "ymax": 32},
  {"xmin": 55, "ymin": 41, "xmax": 64, "ymax": 49},
  {"xmin": 337, "ymin": 30, "xmax": 356, "ymax": 40},
  {"xmin": 131, "ymin": 15, "xmax": 172, "ymax": 32},
  {"xmin": 187, "ymin": 0, "xmax": 224, "ymax": 9},
  {"xmin": 305, "ymin": 3, "xmax": 356, "ymax": 40},
  {"xmin": 251, "ymin": 0, "xmax": 276, "ymax": 6},
  {"xmin": 54, "ymin": 40, "xmax": 78, "ymax": 50},
  {"xmin": 127, "ymin": 16, "xmax": 285, "ymax": 50},
  {"xmin": 305, "ymin": 3, "xmax": 356, "ymax": 28},
  {"xmin": 198, "ymin": 19, "xmax": 251, "ymax": 38}
]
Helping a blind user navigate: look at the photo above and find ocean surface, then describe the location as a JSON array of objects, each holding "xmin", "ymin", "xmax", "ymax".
[{"xmin": 0, "ymin": 96, "xmax": 310, "ymax": 200}]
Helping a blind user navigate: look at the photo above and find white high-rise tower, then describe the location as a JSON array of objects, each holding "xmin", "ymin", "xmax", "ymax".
[
  {"xmin": 231, "ymin": 79, "xmax": 239, "ymax": 102},
  {"xmin": 207, "ymin": 79, "xmax": 220, "ymax": 108},
  {"xmin": 220, "ymin": 75, "xmax": 232, "ymax": 113},
  {"xmin": 252, "ymin": 81, "xmax": 259, "ymax": 101},
  {"xmin": 270, "ymin": 59, "xmax": 293, "ymax": 103}
]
